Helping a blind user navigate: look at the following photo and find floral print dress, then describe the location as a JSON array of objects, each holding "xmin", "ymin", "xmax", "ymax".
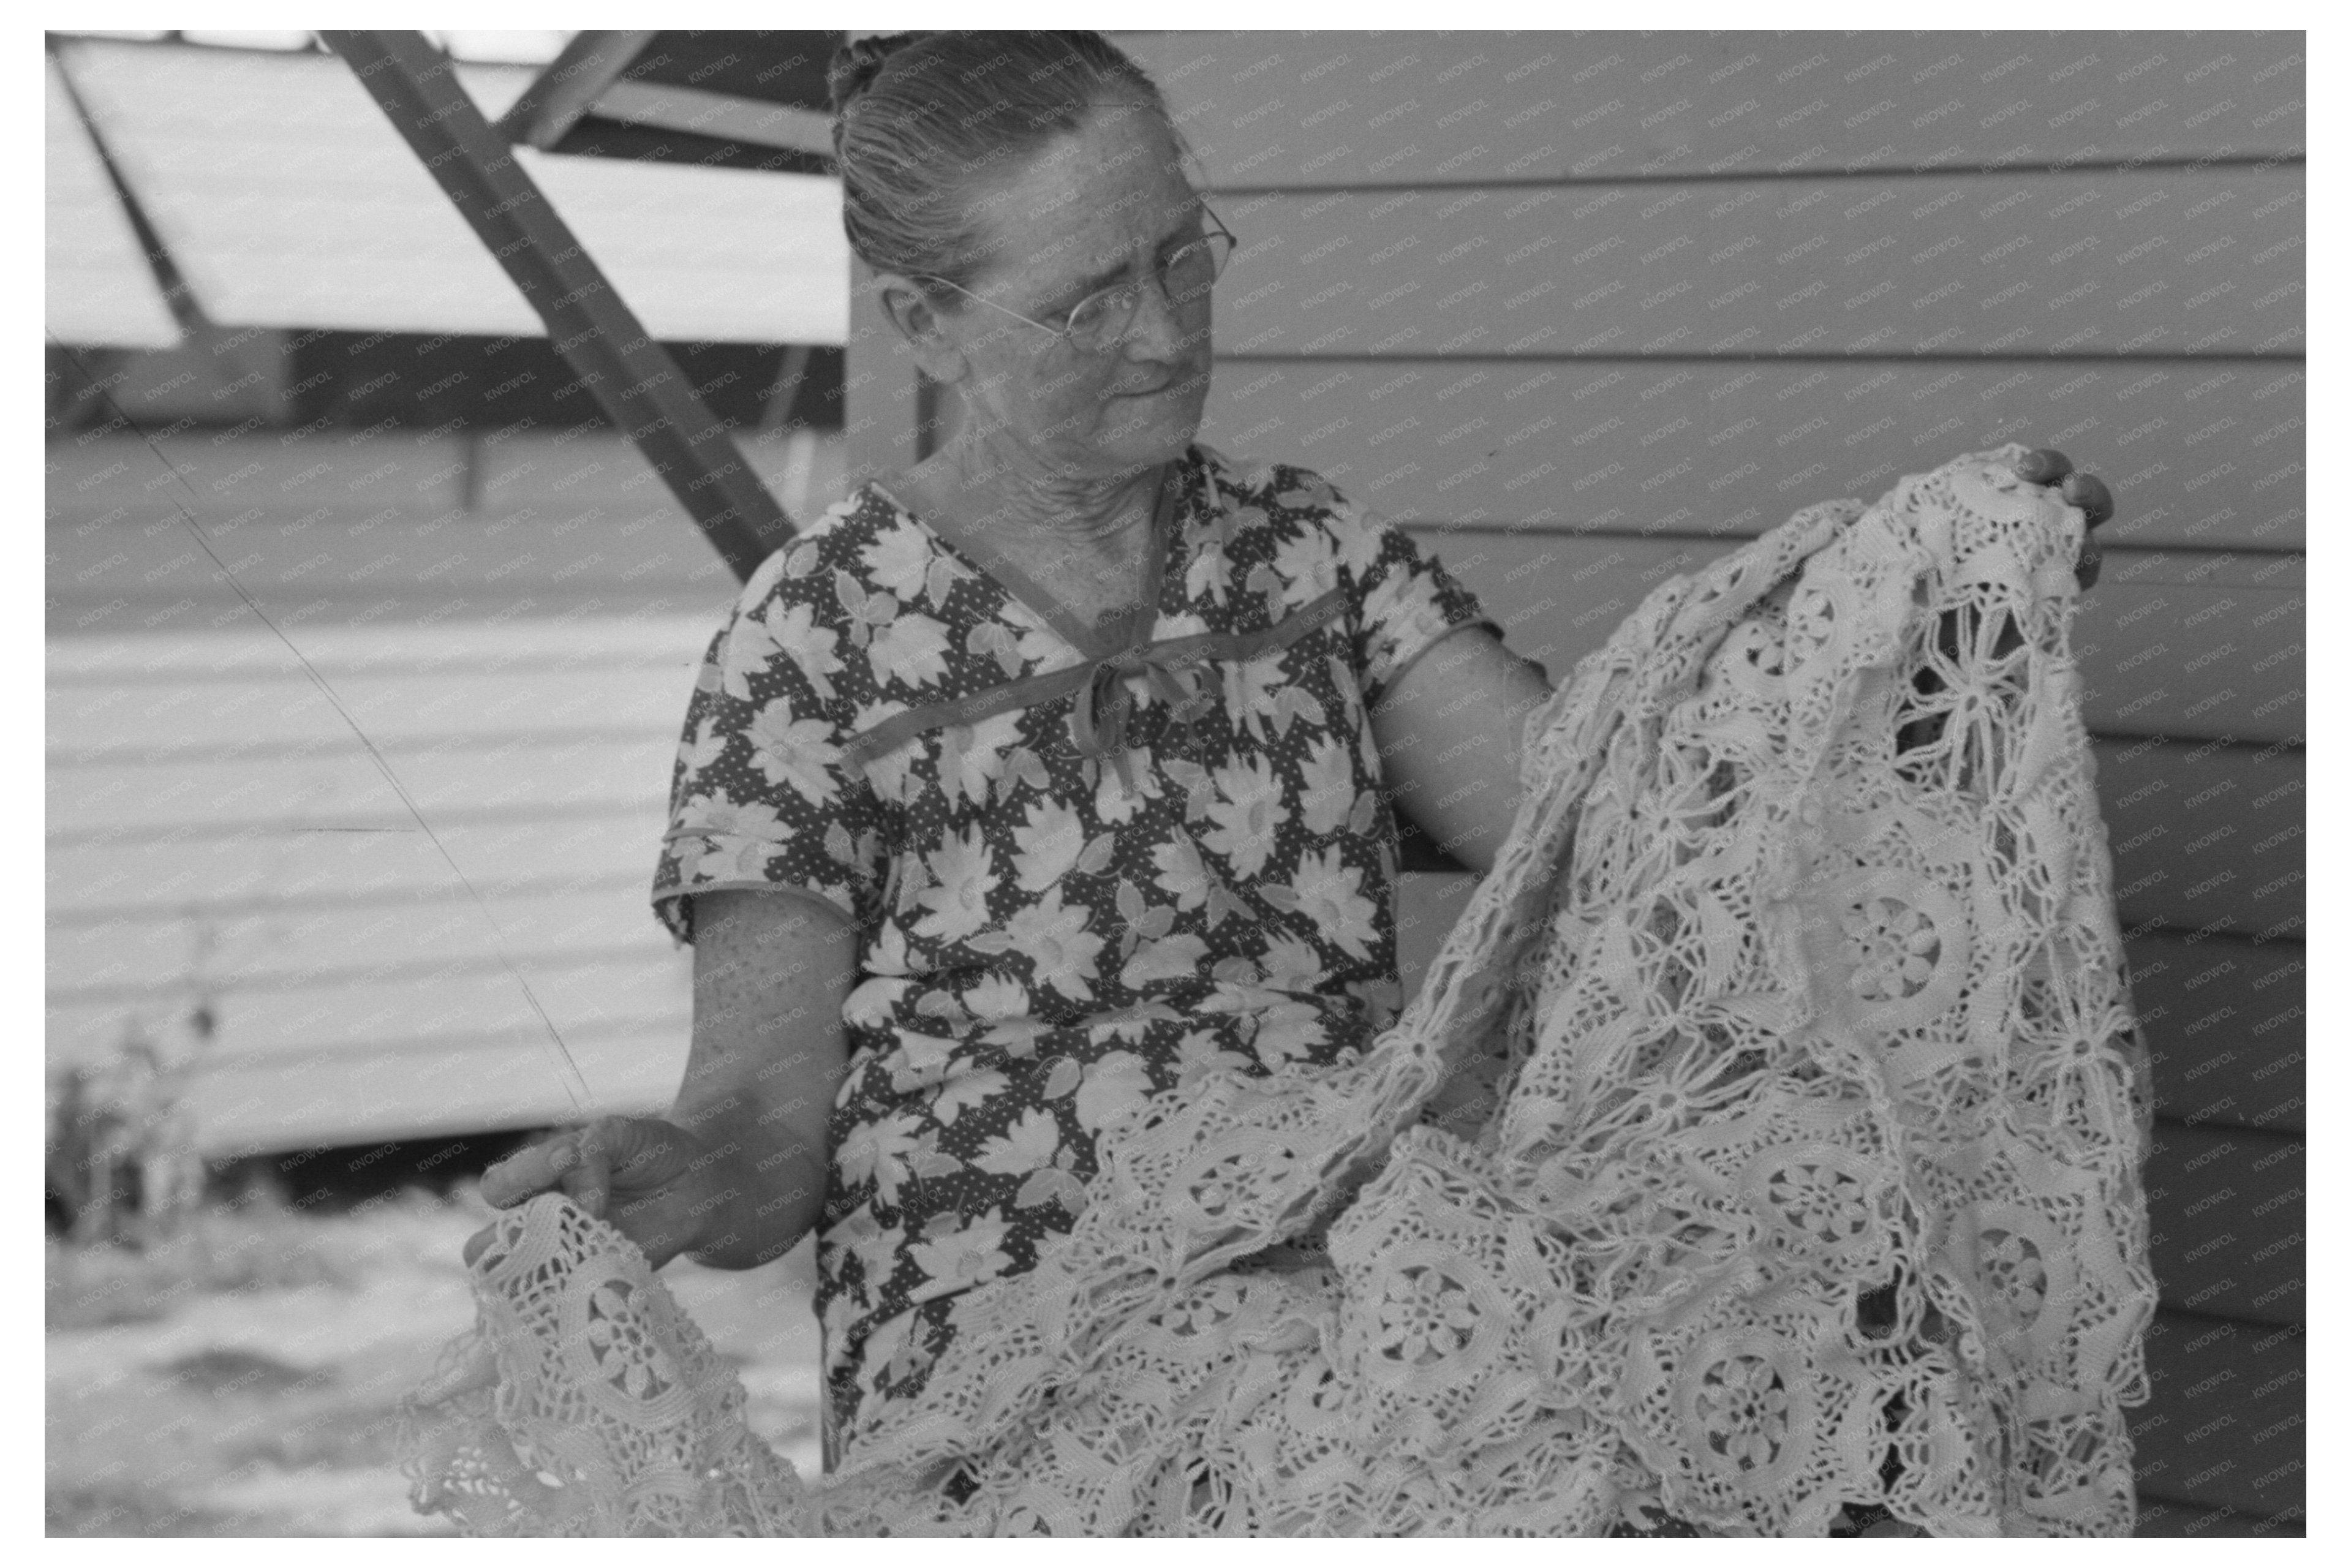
[{"xmin": 651, "ymin": 443, "xmax": 1487, "ymax": 1453}]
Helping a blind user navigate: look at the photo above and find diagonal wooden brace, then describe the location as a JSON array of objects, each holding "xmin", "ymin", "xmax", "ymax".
[
  {"xmin": 494, "ymin": 29, "xmax": 657, "ymax": 150},
  {"xmin": 322, "ymin": 29, "xmax": 793, "ymax": 582}
]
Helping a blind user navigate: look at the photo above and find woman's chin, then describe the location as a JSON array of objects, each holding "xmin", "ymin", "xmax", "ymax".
[
  {"xmin": 1081, "ymin": 409, "xmax": 1204, "ymax": 469},
  {"xmin": 1092, "ymin": 386, "xmax": 1210, "ymax": 463}
]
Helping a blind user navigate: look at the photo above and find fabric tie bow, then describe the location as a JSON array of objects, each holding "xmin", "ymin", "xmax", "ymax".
[{"xmin": 1070, "ymin": 646, "xmax": 1218, "ymax": 788}]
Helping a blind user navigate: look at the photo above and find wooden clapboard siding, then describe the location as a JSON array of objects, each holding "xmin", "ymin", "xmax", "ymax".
[
  {"xmin": 1198, "ymin": 360, "xmax": 2306, "ymax": 551},
  {"xmin": 45, "ymin": 748, "xmax": 670, "ymax": 820},
  {"xmin": 44, "ymin": 434, "xmax": 839, "ymax": 1153},
  {"xmin": 190, "ymin": 1028, "xmax": 688, "ymax": 1159},
  {"xmin": 50, "ymin": 944, "xmax": 686, "ymax": 1058},
  {"xmin": 50, "ymin": 813, "xmax": 671, "ymax": 944},
  {"xmin": 2136, "ymin": 1496, "xmax": 2303, "ymax": 1537},
  {"xmin": 2133, "ymin": 1310, "xmax": 2306, "ymax": 1523},
  {"xmin": 2129, "ymin": 933, "xmax": 2305, "ymax": 1134},
  {"xmin": 43, "ymin": 426, "xmax": 847, "ymax": 636},
  {"xmin": 48, "ymin": 888, "xmax": 666, "ymax": 1003},
  {"xmin": 478, "ymin": 426, "xmax": 848, "ymax": 518},
  {"xmin": 51, "ymin": 867, "xmax": 649, "ymax": 927},
  {"xmin": 2100, "ymin": 737, "xmax": 2303, "ymax": 937},
  {"xmin": 50, "ymin": 807, "xmax": 665, "ymax": 914},
  {"xmin": 46, "ymin": 737, "xmax": 678, "ymax": 840},
  {"xmin": 1205, "ymin": 171, "xmax": 2301, "ymax": 358},
  {"xmin": 45, "ymin": 612, "xmax": 719, "ymax": 680},
  {"xmin": 2144, "ymin": 1123, "xmax": 2303, "ymax": 1325},
  {"xmin": 1116, "ymin": 32, "xmax": 2303, "ymax": 186},
  {"xmin": 48, "ymin": 663, "xmax": 697, "ymax": 753}
]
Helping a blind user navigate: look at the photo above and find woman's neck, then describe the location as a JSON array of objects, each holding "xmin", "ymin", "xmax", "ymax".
[{"xmin": 907, "ymin": 430, "xmax": 1168, "ymax": 556}]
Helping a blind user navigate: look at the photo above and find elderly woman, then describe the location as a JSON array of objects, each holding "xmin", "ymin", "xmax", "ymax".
[{"xmin": 477, "ymin": 29, "xmax": 2113, "ymax": 1480}]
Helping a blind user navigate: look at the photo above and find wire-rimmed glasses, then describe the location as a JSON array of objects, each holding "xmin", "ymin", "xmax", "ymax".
[{"xmin": 919, "ymin": 212, "xmax": 1239, "ymax": 354}]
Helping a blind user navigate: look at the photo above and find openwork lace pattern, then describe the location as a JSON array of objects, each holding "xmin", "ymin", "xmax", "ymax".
[{"xmin": 402, "ymin": 446, "xmax": 2154, "ymax": 1536}]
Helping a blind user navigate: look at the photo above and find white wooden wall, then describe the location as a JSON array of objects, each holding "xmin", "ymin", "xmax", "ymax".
[{"xmin": 46, "ymin": 431, "xmax": 847, "ymax": 1154}]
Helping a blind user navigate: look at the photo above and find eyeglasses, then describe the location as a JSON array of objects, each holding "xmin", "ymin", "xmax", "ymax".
[{"xmin": 919, "ymin": 213, "xmax": 1239, "ymax": 355}]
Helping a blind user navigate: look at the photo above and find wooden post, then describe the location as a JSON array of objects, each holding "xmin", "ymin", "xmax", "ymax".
[{"xmin": 322, "ymin": 29, "xmax": 793, "ymax": 582}]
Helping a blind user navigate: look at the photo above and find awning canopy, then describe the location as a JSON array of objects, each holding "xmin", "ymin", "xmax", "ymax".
[
  {"xmin": 53, "ymin": 37, "xmax": 848, "ymax": 344},
  {"xmin": 45, "ymin": 54, "xmax": 180, "ymax": 349}
]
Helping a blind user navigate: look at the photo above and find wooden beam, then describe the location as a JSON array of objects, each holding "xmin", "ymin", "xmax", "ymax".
[
  {"xmin": 322, "ymin": 30, "xmax": 791, "ymax": 582},
  {"xmin": 591, "ymin": 78, "xmax": 832, "ymax": 154},
  {"xmin": 46, "ymin": 38, "xmax": 206, "ymax": 336},
  {"xmin": 493, "ymin": 29, "xmax": 655, "ymax": 151}
]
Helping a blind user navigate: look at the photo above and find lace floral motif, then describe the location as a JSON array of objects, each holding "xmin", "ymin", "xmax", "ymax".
[{"xmin": 402, "ymin": 446, "xmax": 2153, "ymax": 1537}]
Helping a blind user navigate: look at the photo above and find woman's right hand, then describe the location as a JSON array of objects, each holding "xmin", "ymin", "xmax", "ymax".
[{"xmin": 466, "ymin": 1115, "xmax": 719, "ymax": 1270}]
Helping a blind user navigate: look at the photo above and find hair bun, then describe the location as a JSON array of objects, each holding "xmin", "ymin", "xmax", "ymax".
[{"xmin": 827, "ymin": 32, "xmax": 924, "ymax": 117}]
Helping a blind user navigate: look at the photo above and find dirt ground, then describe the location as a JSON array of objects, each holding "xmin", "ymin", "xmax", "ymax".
[{"xmin": 45, "ymin": 1188, "xmax": 824, "ymax": 1537}]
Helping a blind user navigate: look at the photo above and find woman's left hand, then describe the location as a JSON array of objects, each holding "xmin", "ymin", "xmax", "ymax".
[{"xmin": 2011, "ymin": 447, "xmax": 2115, "ymax": 589}]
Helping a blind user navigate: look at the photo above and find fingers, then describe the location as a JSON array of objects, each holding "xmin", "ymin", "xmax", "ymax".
[
  {"xmin": 2015, "ymin": 448, "xmax": 2112, "ymax": 526},
  {"xmin": 2014, "ymin": 447, "xmax": 2074, "ymax": 486},
  {"xmin": 478, "ymin": 1117, "xmax": 686, "ymax": 1225},
  {"xmin": 479, "ymin": 1134, "xmax": 579, "ymax": 1209},
  {"xmin": 572, "ymin": 1121, "xmax": 614, "ymax": 1219},
  {"xmin": 2061, "ymin": 470, "xmax": 2115, "ymax": 529},
  {"xmin": 2017, "ymin": 450, "xmax": 2115, "ymax": 577}
]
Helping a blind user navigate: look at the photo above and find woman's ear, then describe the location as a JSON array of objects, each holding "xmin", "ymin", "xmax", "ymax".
[{"xmin": 875, "ymin": 276, "xmax": 971, "ymax": 385}]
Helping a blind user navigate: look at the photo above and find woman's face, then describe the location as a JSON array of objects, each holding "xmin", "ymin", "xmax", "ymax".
[{"xmin": 930, "ymin": 101, "xmax": 1213, "ymax": 478}]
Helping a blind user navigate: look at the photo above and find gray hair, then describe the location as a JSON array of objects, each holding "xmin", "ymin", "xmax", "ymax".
[{"xmin": 826, "ymin": 31, "xmax": 1184, "ymax": 297}]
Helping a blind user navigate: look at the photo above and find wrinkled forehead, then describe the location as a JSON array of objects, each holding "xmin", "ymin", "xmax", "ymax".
[{"xmin": 964, "ymin": 103, "xmax": 1199, "ymax": 281}]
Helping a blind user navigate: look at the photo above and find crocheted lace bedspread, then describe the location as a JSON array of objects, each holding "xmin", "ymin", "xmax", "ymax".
[{"xmin": 402, "ymin": 445, "xmax": 2155, "ymax": 1537}]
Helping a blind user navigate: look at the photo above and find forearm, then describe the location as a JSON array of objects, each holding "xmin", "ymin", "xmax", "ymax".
[
  {"xmin": 665, "ymin": 1021, "xmax": 842, "ymax": 1268},
  {"xmin": 668, "ymin": 888, "xmax": 857, "ymax": 1270}
]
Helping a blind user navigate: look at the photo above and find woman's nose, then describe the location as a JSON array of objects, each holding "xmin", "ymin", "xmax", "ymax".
[{"xmin": 1120, "ymin": 271, "xmax": 1197, "ymax": 361}]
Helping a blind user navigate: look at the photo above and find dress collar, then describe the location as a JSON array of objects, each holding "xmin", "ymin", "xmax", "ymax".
[{"xmin": 864, "ymin": 452, "xmax": 1192, "ymax": 664}]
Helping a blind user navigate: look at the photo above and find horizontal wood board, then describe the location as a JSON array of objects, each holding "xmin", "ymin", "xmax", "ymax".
[
  {"xmin": 1201, "ymin": 170, "xmax": 2302, "ymax": 358},
  {"xmin": 1196, "ymin": 360, "xmax": 2305, "ymax": 550},
  {"xmin": 2134, "ymin": 1497, "xmax": 2303, "ymax": 1536},
  {"xmin": 183, "ymin": 1027, "xmax": 684, "ymax": 1158},
  {"xmin": 50, "ymin": 948, "xmax": 689, "ymax": 1060},
  {"xmin": 2097, "ymin": 737, "xmax": 2303, "ymax": 938},
  {"xmin": 2133, "ymin": 1308, "xmax": 2305, "ymax": 1520},
  {"xmin": 2127, "ymin": 934, "xmax": 2304, "ymax": 1134},
  {"xmin": 48, "ymin": 427, "xmax": 845, "ymax": 524},
  {"xmin": 46, "ymin": 429, "xmax": 847, "ymax": 635},
  {"xmin": 2143, "ymin": 1121, "xmax": 2303, "ymax": 1325},
  {"xmin": 1115, "ymin": 32, "xmax": 2304, "ymax": 186}
]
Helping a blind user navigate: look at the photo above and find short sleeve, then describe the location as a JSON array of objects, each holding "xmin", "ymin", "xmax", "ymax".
[
  {"xmin": 1326, "ymin": 496, "xmax": 1492, "ymax": 705},
  {"xmin": 651, "ymin": 584, "xmax": 889, "ymax": 945}
]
